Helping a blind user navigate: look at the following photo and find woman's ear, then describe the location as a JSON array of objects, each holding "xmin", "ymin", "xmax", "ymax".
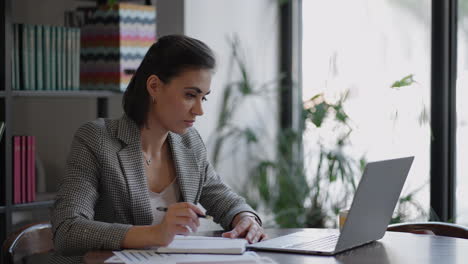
[{"xmin": 146, "ymin": 74, "xmax": 162, "ymax": 99}]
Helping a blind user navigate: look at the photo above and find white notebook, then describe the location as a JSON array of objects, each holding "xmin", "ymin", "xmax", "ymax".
[{"xmin": 151, "ymin": 235, "xmax": 247, "ymax": 254}]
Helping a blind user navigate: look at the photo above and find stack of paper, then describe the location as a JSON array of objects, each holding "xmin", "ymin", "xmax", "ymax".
[
  {"xmin": 111, "ymin": 251, "xmax": 271, "ymax": 264},
  {"xmin": 108, "ymin": 236, "xmax": 277, "ymax": 264}
]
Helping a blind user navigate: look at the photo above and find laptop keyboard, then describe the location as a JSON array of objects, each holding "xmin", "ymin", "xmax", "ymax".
[{"xmin": 284, "ymin": 234, "xmax": 339, "ymax": 251}]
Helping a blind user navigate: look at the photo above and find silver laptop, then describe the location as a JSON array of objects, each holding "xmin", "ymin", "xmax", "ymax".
[{"xmin": 248, "ymin": 156, "xmax": 414, "ymax": 255}]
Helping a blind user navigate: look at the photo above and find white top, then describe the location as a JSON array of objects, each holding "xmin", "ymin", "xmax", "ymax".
[{"xmin": 149, "ymin": 178, "xmax": 181, "ymax": 225}]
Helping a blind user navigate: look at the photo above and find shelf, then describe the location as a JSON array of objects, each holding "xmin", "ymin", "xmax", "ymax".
[
  {"xmin": 12, "ymin": 200, "xmax": 55, "ymax": 212},
  {"xmin": 76, "ymin": 0, "xmax": 148, "ymax": 2},
  {"xmin": 11, "ymin": 193, "xmax": 56, "ymax": 212},
  {"xmin": 12, "ymin": 90, "xmax": 122, "ymax": 98}
]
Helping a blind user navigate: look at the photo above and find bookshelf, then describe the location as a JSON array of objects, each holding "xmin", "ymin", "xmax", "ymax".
[
  {"xmin": 12, "ymin": 90, "xmax": 120, "ymax": 98},
  {"xmin": 0, "ymin": 0, "xmax": 128, "ymax": 243}
]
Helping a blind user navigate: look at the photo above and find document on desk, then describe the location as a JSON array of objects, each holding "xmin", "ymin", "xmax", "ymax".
[
  {"xmin": 111, "ymin": 251, "xmax": 267, "ymax": 264},
  {"xmin": 110, "ymin": 235, "xmax": 249, "ymax": 264}
]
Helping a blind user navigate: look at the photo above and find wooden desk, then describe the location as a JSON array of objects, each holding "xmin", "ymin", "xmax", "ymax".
[{"xmin": 84, "ymin": 228, "xmax": 468, "ymax": 264}]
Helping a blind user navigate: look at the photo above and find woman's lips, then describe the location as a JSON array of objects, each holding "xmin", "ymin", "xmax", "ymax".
[{"xmin": 184, "ymin": 120, "xmax": 195, "ymax": 126}]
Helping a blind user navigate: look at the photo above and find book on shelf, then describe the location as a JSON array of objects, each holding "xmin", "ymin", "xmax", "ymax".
[
  {"xmin": 28, "ymin": 24, "xmax": 36, "ymax": 91},
  {"xmin": 72, "ymin": 27, "xmax": 80, "ymax": 91},
  {"xmin": 11, "ymin": 23, "xmax": 81, "ymax": 91},
  {"xmin": 71, "ymin": 27, "xmax": 76, "ymax": 90},
  {"xmin": 62, "ymin": 26, "xmax": 67, "ymax": 90},
  {"xmin": 43, "ymin": 25, "xmax": 51, "ymax": 89},
  {"xmin": 27, "ymin": 136, "xmax": 32, "ymax": 202},
  {"xmin": 12, "ymin": 135, "xmax": 37, "ymax": 204},
  {"xmin": 11, "ymin": 26, "xmax": 16, "ymax": 90},
  {"xmin": 66, "ymin": 27, "xmax": 72, "ymax": 90},
  {"xmin": 13, "ymin": 136, "xmax": 21, "ymax": 204},
  {"xmin": 13, "ymin": 24, "xmax": 20, "ymax": 90},
  {"xmin": 56, "ymin": 26, "xmax": 63, "ymax": 91},
  {"xmin": 20, "ymin": 136, "xmax": 26, "ymax": 203},
  {"xmin": 50, "ymin": 26, "xmax": 57, "ymax": 91},
  {"xmin": 35, "ymin": 25, "xmax": 44, "ymax": 91},
  {"xmin": 31, "ymin": 136, "xmax": 37, "ymax": 202},
  {"xmin": 20, "ymin": 24, "xmax": 29, "ymax": 90}
]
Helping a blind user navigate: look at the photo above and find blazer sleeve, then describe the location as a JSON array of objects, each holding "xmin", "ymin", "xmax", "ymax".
[
  {"xmin": 50, "ymin": 122, "xmax": 131, "ymax": 256},
  {"xmin": 193, "ymin": 131, "xmax": 261, "ymax": 230}
]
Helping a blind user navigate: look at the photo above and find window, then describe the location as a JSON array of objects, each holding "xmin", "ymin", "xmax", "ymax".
[
  {"xmin": 302, "ymin": 0, "xmax": 431, "ymax": 223},
  {"xmin": 457, "ymin": 0, "xmax": 468, "ymax": 225}
]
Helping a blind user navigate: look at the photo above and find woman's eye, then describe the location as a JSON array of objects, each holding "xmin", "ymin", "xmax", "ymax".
[{"xmin": 185, "ymin": 93, "xmax": 207, "ymax": 101}]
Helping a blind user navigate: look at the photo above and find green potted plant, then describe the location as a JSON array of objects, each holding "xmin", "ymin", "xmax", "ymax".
[{"xmin": 211, "ymin": 37, "xmax": 427, "ymax": 228}]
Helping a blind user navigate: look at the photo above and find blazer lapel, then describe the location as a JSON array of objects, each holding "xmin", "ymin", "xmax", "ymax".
[
  {"xmin": 116, "ymin": 116, "xmax": 153, "ymax": 225},
  {"xmin": 168, "ymin": 132, "xmax": 201, "ymax": 203}
]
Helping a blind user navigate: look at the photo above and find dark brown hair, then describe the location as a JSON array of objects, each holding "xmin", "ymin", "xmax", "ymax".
[{"xmin": 122, "ymin": 35, "xmax": 216, "ymax": 127}]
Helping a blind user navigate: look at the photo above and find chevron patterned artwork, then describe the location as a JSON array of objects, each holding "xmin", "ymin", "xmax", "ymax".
[{"xmin": 81, "ymin": 3, "xmax": 156, "ymax": 91}]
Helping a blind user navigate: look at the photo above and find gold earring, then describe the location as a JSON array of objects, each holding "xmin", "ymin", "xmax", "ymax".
[{"xmin": 151, "ymin": 97, "xmax": 156, "ymax": 104}]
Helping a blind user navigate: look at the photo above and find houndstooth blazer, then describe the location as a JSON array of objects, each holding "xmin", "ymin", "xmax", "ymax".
[{"xmin": 50, "ymin": 115, "xmax": 258, "ymax": 262}]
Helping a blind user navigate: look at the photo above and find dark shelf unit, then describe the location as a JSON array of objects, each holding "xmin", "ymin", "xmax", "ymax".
[
  {"xmin": 11, "ymin": 200, "xmax": 55, "ymax": 212},
  {"xmin": 9, "ymin": 192, "xmax": 57, "ymax": 212},
  {"xmin": 76, "ymin": 0, "xmax": 151, "ymax": 4},
  {"xmin": 12, "ymin": 90, "xmax": 121, "ymax": 98},
  {"xmin": 0, "ymin": 0, "xmax": 120, "ymax": 244}
]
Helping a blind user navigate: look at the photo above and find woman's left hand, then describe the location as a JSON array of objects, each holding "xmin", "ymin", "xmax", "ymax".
[{"xmin": 221, "ymin": 213, "xmax": 267, "ymax": 243}]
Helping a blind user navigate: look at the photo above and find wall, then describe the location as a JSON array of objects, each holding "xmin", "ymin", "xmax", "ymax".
[{"xmin": 183, "ymin": 0, "xmax": 280, "ymax": 189}]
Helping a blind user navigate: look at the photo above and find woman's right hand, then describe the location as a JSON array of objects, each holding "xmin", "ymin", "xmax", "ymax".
[{"xmin": 152, "ymin": 202, "xmax": 205, "ymax": 246}]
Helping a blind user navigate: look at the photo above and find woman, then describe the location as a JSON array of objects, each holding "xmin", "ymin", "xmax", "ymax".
[{"xmin": 51, "ymin": 35, "xmax": 265, "ymax": 263}]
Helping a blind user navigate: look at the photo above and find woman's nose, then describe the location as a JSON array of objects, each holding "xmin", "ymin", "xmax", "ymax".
[{"xmin": 192, "ymin": 99, "xmax": 204, "ymax": 116}]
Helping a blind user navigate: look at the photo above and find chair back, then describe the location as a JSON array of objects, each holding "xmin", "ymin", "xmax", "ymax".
[
  {"xmin": 2, "ymin": 222, "xmax": 53, "ymax": 264},
  {"xmin": 387, "ymin": 221, "xmax": 468, "ymax": 239}
]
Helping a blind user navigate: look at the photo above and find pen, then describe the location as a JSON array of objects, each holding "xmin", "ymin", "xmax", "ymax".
[{"xmin": 156, "ymin": 207, "xmax": 214, "ymax": 220}]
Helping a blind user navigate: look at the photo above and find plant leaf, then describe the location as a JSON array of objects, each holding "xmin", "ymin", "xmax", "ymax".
[
  {"xmin": 391, "ymin": 74, "xmax": 415, "ymax": 88},
  {"xmin": 244, "ymin": 128, "xmax": 258, "ymax": 143},
  {"xmin": 308, "ymin": 102, "xmax": 329, "ymax": 127},
  {"xmin": 333, "ymin": 103, "xmax": 348, "ymax": 123}
]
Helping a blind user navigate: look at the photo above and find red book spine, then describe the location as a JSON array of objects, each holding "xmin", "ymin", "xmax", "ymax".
[
  {"xmin": 27, "ymin": 136, "xmax": 32, "ymax": 203},
  {"xmin": 21, "ymin": 136, "xmax": 26, "ymax": 204},
  {"xmin": 31, "ymin": 136, "xmax": 36, "ymax": 202},
  {"xmin": 13, "ymin": 136, "xmax": 21, "ymax": 204}
]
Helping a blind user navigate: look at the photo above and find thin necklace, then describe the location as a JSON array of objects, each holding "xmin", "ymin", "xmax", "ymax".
[
  {"xmin": 143, "ymin": 141, "xmax": 166, "ymax": 167},
  {"xmin": 143, "ymin": 152, "xmax": 152, "ymax": 166}
]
